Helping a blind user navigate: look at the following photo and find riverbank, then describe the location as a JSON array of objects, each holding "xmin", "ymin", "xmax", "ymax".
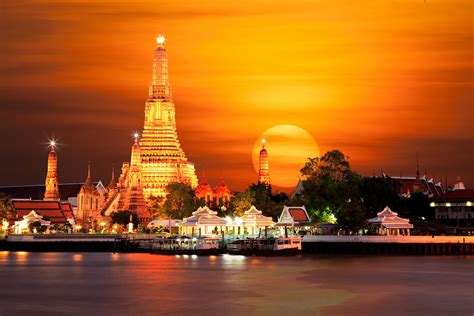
[
  {"xmin": 2, "ymin": 234, "xmax": 474, "ymax": 255},
  {"xmin": 302, "ymin": 235, "xmax": 474, "ymax": 255}
]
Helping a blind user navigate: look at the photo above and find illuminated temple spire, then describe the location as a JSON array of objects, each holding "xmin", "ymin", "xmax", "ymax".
[
  {"xmin": 44, "ymin": 140, "xmax": 60, "ymax": 200},
  {"xmin": 137, "ymin": 34, "xmax": 198, "ymax": 198},
  {"xmin": 258, "ymin": 139, "xmax": 270, "ymax": 186}
]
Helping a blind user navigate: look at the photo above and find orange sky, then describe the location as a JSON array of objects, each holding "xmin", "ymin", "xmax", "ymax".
[{"xmin": 0, "ymin": 0, "xmax": 473, "ymax": 191}]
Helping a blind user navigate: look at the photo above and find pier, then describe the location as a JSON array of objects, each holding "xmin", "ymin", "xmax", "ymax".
[{"xmin": 302, "ymin": 235, "xmax": 474, "ymax": 255}]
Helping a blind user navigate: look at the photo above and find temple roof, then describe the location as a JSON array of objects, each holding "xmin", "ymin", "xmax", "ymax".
[
  {"xmin": 432, "ymin": 189, "xmax": 474, "ymax": 201},
  {"xmin": 242, "ymin": 205, "xmax": 274, "ymax": 226},
  {"xmin": 179, "ymin": 206, "xmax": 227, "ymax": 226},
  {"xmin": 368, "ymin": 206, "xmax": 413, "ymax": 229},
  {"xmin": 11, "ymin": 199, "xmax": 70, "ymax": 224},
  {"xmin": 278, "ymin": 206, "xmax": 311, "ymax": 226}
]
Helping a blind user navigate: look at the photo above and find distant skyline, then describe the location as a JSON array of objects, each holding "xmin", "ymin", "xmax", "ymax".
[{"xmin": 1, "ymin": 0, "xmax": 473, "ymax": 191}]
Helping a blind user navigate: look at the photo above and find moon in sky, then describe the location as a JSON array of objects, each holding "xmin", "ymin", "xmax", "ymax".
[{"xmin": 252, "ymin": 124, "xmax": 320, "ymax": 188}]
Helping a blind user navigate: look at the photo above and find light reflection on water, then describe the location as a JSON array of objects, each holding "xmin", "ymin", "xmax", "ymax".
[{"xmin": 0, "ymin": 253, "xmax": 472, "ymax": 315}]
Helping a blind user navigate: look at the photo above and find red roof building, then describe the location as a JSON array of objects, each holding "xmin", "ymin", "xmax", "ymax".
[
  {"xmin": 277, "ymin": 206, "xmax": 311, "ymax": 227},
  {"xmin": 431, "ymin": 188, "xmax": 473, "ymax": 221},
  {"xmin": 11, "ymin": 200, "xmax": 73, "ymax": 225}
]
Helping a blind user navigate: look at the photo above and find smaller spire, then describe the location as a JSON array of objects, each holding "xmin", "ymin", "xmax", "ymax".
[
  {"xmin": 83, "ymin": 161, "xmax": 95, "ymax": 191},
  {"xmin": 107, "ymin": 163, "xmax": 117, "ymax": 189}
]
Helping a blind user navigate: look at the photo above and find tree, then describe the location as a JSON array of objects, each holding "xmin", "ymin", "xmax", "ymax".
[
  {"xmin": 358, "ymin": 176, "xmax": 402, "ymax": 218},
  {"xmin": 110, "ymin": 210, "xmax": 139, "ymax": 227},
  {"xmin": 229, "ymin": 189, "xmax": 255, "ymax": 217},
  {"xmin": 0, "ymin": 193, "xmax": 13, "ymax": 221},
  {"xmin": 399, "ymin": 192, "xmax": 431, "ymax": 220},
  {"xmin": 147, "ymin": 195, "xmax": 165, "ymax": 219},
  {"xmin": 28, "ymin": 221, "xmax": 47, "ymax": 233},
  {"xmin": 162, "ymin": 183, "xmax": 196, "ymax": 219},
  {"xmin": 298, "ymin": 150, "xmax": 361, "ymax": 227}
]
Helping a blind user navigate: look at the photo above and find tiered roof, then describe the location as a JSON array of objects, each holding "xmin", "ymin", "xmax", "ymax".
[
  {"xmin": 242, "ymin": 205, "xmax": 274, "ymax": 227},
  {"xmin": 368, "ymin": 206, "xmax": 413, "ymax": 229},
  {"xmin": 11, "ymin": 200, "xmax": 71, "ymax": 224},
  {"xmin": 179, "ymin": 206, "xmax": 227, "ymax": 227}
]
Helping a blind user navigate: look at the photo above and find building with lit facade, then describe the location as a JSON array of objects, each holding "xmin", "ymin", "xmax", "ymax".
[
  {"xmin": 137, "ymin": 34, "xmax": 198, "ymax": 199},
  {"xmin": 76, "ymin": 163, "xmax": 106, "ymax": 227},
  {"xmin": 431, "ymin": 177, "xmax": 473, "ymax": 226}
]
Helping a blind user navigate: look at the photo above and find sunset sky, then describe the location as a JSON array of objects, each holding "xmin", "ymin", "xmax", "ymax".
[{"xmin": 1, "ymin": 0, "xmax": 472, "ymax": 191}]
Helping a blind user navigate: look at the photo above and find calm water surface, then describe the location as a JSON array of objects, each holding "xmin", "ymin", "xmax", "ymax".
[{"xmin": 0, "ymin": 252, "xmax": 473, "ymax": 315}]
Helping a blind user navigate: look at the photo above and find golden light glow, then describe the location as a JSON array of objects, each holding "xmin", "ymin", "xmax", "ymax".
[
  {"xmin": 252, "ymin": 124, "xmax": 320, "ymax": 188},
  {"xmin": 2, "ymin": 1, "xmax": 472, "ymax": 190},
  {"xmin": 50, "ymin": 140, "xmax": 56, "ymax": 147},
  {"xmin": 467, "ymin": 201, "xmax": 472, "ymax": 207},
  {"xmin": 156, "ymin": 34, "xmax": 166, "ymax": 45}
]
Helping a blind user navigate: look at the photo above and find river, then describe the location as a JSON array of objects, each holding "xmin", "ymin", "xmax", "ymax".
[{"xmin": 0, "ymin": 252, "xmax": 473, "ymax": 315}]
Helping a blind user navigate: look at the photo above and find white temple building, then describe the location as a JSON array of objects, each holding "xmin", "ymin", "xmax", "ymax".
[
  {"xmin": 368, "ymin": 206, "xmax": 413, "ymax": 236},
  {"xmin": 178, "ymin": 206, "xmax": 227, "ymax": 236},
  {"xmin": 238, "ymin": 205, "xmax": 274, "ymax": 235},
  {"xmin": 13, "ymin": 211, "xmax": 51, "ymax": 234}
]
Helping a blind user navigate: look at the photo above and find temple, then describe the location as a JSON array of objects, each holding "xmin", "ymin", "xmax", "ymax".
[
  {"xmin": 76, "ymin": 162, "xmax": 104, "ymax": 227},
  {"xmin": 138, "ymin": 34, "xmax": 198, "ymax": 198},
  {"xmin": 258, "ymin": 139, "xmax": 270, "ymax": 185},
  {"xmin": 116, "ymin": 135, "xmax": 149, "ymax": 223},
  {"xmin": 194, "ymin": 174, "xmax": 232, "ymax": 206},
  {"xmin": 43, "ymin": 141, "xmax": 60, "ymax": 200}
]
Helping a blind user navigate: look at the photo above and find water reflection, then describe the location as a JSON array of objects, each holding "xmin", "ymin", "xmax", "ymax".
[{"xmin": 0, "ymin": 253, "xmax": 471, "ymax": 315}]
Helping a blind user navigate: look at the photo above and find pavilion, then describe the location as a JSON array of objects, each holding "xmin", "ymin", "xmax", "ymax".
[
  {"xmin": 13, "ymin": 210, "xmax": 51, "ymax": 234},
  {"xmin": 368, "ymin": 206, "xmax": 413, "ymax": 236},
  {"xmin": 178, "ymin": 206, "xmax": 227, "ymax": 236},
  {"xmin": 238, "ymin": 205, "xmax": 274, "ymax": 235},
  {"xmin": 276, "ymin": 206, "xmax": 311, "ymax": 227}
]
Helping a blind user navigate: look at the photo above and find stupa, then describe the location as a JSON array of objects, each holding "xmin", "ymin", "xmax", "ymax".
[
  {"xmin": 43, "ymin": 140, "xmax": 60, "ymax": 200},
  {"xmin": 138, "ymin": 34, "xmax": 198, "ymax": 198},
  {"xmin": 258, "ymin": 139, "xmax": 270, "ymax": 185}
]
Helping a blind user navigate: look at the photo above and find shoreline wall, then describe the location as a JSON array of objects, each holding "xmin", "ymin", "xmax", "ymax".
[{"xmin": 302, "ymin": 235, "xmax": 474, "ymax": 255}]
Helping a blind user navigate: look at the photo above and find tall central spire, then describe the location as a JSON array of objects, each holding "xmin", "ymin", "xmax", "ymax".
[
  {"xmin": 135, "ymin": 34, "xmax": 198, "ymax": 199},
  {"xmin": 148, "ymin": 33, "xmax": 172, "ymax": 102}
]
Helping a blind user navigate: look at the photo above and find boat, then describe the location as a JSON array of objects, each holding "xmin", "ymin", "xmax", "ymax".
[
  {"xmin": 226, "ymin": 237, "xmax": 302, "ymax": 255},
  {"xmin": 150, "ymin": 236, "xmax": 223, "ymax": 255}
]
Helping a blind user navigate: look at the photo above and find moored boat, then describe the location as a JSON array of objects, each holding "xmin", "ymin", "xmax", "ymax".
[
  {"xmin": 150, "ymin": 236, "xmax": 223, "ymax": 255},
  {"xmin": 226, "ymin": 237, "xmax": 302, "ymax": 255}
]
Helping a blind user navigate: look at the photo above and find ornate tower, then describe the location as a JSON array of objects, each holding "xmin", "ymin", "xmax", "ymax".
[
  {"xmin": 117, "ymin": 134, "xmax": 149, "ymax": 223},
  {"xmin": 44, "ymin": 141, "xmax": 60, "ymax": 200},
  {"xmin": 258, "ymin": 139, "xmax": 270, "ymax": 185},
  {"xmin": 139, "ymin": 34, "xmax": 198, "ymax": 198}
]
